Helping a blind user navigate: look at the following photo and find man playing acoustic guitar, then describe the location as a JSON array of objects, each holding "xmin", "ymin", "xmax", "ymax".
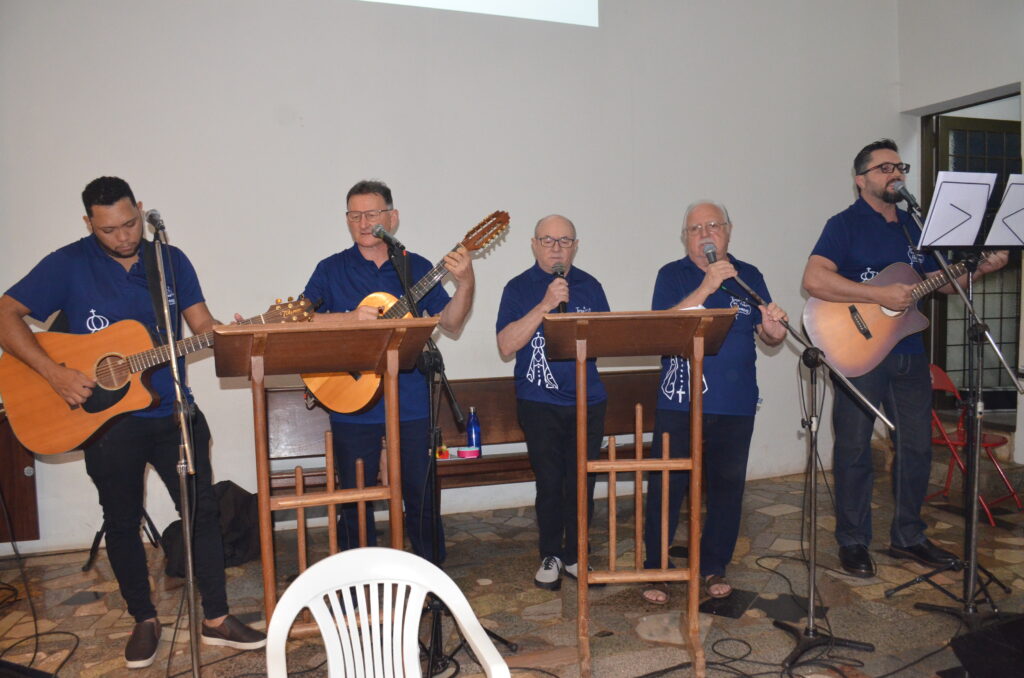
[
  {"xmin": 802, "ymin": 139, "xmax": 1007, "ymax": 578},
  {"xmin": 0, "ymin": 177, "xmax": 265, "ymax": 668},
  {"xmin": 301, "ymin": 179, "xmax": 475, "ymax": 564}
]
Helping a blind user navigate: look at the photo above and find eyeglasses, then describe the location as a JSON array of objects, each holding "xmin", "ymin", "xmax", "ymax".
[
  {"xmin": 857, "ymin": 162, "xmax": 910, "ymax": 176},
  {"xmin": 535, "ymin": 235, "xmax": 577, "ymax": 248},
  {"xmin": 686, "ymin": 221, "xmax": 728, "ymax": 236},
  {"xmin": 345, "ymin": 209, "xmax": 392, "ymax": 223}
]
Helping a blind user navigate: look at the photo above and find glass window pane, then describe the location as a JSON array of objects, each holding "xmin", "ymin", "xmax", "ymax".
[
  {"xmin": 987, "ymin": 132, "xmax": 1005, "ymax": 156},
  {"xmin": 969, "ymin": 131, "xmax": 986, "ymax": 155},
  {"xmin": 950, "ymin": 130, "xmax": 967, "ymax": 155},
  {"xmin": 1008, "ymin": 133, "xmax": 1020, "ymax": 158}
]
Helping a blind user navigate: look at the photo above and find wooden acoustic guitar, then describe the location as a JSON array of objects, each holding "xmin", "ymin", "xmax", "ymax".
[
  {"xmin": 0, "ymin": 298, "xmax": 313, "ymax": 455},
  {"xmin": 802, "ymin": 258, "xmax": 977, "ymax": 377},
  {"xmin": 302, "ymin": 210, "xmax": 509, "ymax": 414}
]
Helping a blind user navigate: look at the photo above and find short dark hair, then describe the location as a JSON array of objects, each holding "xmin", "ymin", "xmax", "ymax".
[
  {"xmin": 853, "ymin": 139, "xmax": 899, "ymax": 175},
  {"xmin": 82, "ymin": 176, "xmax": 136, "ymax": 217},
  {"xmin": 346, "ymin": 179, "xmax": 393, "ymax": 208}
]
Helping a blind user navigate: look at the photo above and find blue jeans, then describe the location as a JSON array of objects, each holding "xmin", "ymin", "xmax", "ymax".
[
  {"xmin": 84, "ymin": 409, "xmax": 228, "ymax": 623},
  {"xmin": 330, "ymin": 418, "xmax": 444, "ymax": 563},
  {"xmin": 643, "ymin": 409, "xmax": 754, "ymax": 577},
  {"xmin": 832, "ymin": 352, "xmax": 931, "ymax": 548},
  {"xmin": 517, "ymin": 399, "xmax": 607, "ymax": 565}
]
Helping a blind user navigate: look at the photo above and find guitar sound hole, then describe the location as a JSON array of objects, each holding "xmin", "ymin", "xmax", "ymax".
[{"xmin": 95, "ymin": 354, "xmax": 130, "ymax": 390}]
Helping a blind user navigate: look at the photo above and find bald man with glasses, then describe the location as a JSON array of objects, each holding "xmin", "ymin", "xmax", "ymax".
[{"xmin": 496, "ymin": 214, "xmax": 610, "ymax": 591}]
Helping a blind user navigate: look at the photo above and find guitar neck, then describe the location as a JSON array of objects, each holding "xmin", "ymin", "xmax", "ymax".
[
  {"xmin": 911, "ymin": 261, "xmax": 968, "ymax": 302},
  {"xmin": 382, "ymin": 247, "xmax": 457, "ymax": 319},
  {"xmin": 126, "ymin": 314, "xmax": 271, "ymax": 374}
]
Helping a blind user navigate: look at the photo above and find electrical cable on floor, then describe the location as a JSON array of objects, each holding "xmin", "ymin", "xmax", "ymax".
[{"xmin": 0, "ymin": 482, "xmax": 80, "ymax": 676}]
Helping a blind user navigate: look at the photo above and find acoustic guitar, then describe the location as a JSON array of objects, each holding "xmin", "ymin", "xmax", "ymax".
[
  {"xmin": 0, "ymin": 298, "xmax": 313, "ymax": 455},
  {"xmin": 801, "ymin": 258, "xmax": 977, "ymax": 377},
  {"xmin": 302, "ymin": 211, "xmax": 509, "ymax": 413}
]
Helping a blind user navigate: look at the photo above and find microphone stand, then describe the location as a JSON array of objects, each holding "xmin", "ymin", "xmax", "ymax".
[
  {"xmin": 151, "ymin": 226, "xmax": 202, "ymax": 678},
  {"xmin": 726, "ymin": 285, "xmax": 882, "ymax": 667},
  {"xmin": 884, "ymin": 204, "xmax": 1021, "ymax": 628},
  {"xmin": 381, "ymin": 240, "xmax": 516, "ymax": 676}
]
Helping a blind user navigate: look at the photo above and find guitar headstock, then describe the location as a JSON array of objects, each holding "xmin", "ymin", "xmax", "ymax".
[
  {"xmin": 265, "ymin": 296, "xmax": 316, "ymax": 323},
  {"xmin": 460, "ymin": 210, "xmax": 510, "ymax": 253}
]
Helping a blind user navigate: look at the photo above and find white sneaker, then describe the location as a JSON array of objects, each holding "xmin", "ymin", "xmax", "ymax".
[
  {"xmin": 534, "ymin": 555, "xmax": 563, "ymax": 590},
  {"xmin": 564, "ymin": 561, "xmax": 578, "ymax": 579}
]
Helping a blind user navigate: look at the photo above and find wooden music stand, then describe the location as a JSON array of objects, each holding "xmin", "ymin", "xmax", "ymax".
[
  {"xmin": 543, "ymin": 309, "xmax": 735, "ymax": 678},
  {"xmin": 214, "ymin": 315, "xmax": 438, "ymax": 621}
]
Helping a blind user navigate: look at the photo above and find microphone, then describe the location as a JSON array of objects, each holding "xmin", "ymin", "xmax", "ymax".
[
  {"xmin": 371, "ymin": 223, "xmax": 405, "ymax": 251},
  {"xmin": 145, "ymin": 209, "xmax": 166, "ymax": 231},
  {"xmin": 702, "ymin": 242, "xmax": 717, "ymax": 264},
  {"xmin": 702, "ymin": 242, "xmax": 768, "ymax": 306},
  {"xmin": 552, "ymin": 263, "xmax": 567, "ymax": 313},
  {"xmin": 891, "ymin": 180, "xmax": 921, "ymax": 212}
]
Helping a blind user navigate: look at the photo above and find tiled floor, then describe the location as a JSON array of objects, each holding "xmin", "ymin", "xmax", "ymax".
[{"xmin": 1, "ymin": 461, "xmax": 1023, "ymax": 677}]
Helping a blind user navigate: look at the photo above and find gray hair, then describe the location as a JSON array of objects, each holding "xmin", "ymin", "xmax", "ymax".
[{"xmin": 683, "ymin": 200, "xmax": 731, "ymax": 226}]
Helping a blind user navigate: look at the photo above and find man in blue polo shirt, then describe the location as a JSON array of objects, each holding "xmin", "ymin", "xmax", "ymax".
[
  {"xmin": 803, "ymin": 139, "xmax": 1007, "ymax": 578},
  {"xmin": 641, "ymin": 201, "xmax": 787, "ymax": 604},
  {"xmin": 496, "ymin": 214, "xmax": 609, "ymax": 590},
  {"xmin": 302, "ymin": 179, "xmax": 474, "ymax": 564},
  {"xmin": 0, "ymin": 177, "xmax": 265, "ymax": 669}
]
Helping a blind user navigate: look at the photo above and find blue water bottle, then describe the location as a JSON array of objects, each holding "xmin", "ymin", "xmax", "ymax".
[{"xmin": 466, "ymin": 406, "xmax": 482, "ymax": 457}]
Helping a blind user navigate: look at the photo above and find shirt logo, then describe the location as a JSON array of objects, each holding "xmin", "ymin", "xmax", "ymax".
[
  {"xmin": 85, "ymin": 309, "xmax": 110, "ymax": 333},
  {"xmin": 730, "ymin": 297, "xmax": 752, "ymax": 316},
  {"xmin": 860, "ymin": 267, "xmax": 877, "ymax": 282},
  {"xmin": 526, "ymin": 331, "xmax": 558, "ymax": 390},
  {"xmin": 660, "ymin": 356, "xmax": 708, "ymax": 404},
  {"xmin": 907, "ymin": 246, "xmax": 925, "ymax": 266}
]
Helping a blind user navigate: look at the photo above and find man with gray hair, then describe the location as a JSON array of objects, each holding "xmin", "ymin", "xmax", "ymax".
[
  {"xmin": 496, "ymin": 214, "xmax": 610, "ymax": 590},
  {"xmin": 642, "ymin": 201, "xmax": 787, "ymax": 604}
]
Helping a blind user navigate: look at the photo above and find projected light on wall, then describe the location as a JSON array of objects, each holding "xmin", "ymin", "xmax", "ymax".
[{"xmin": 358, "ymin": 0, "xmax": 598, "ymax": 27}]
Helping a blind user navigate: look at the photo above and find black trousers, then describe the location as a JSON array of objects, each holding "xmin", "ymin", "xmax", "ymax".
[
  {"xmin": 517, "ymin": 398, "xmax": 606, "ymax": 565},
  {"xmin": 83, "ymin": 408, "xmax": 228, "ymax": 622}
]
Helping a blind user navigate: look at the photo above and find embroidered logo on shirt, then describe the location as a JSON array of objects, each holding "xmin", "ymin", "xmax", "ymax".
[
  {"xmin": 526, "ymin": 331, "xmax": 558, "ymax": 389},
  {"xmin": 574, "ymin": 305, "xmax": 592, "ymax": 313},
  {"xmin": 907, "ymin": 246, "xmax": 925, "ymax": 266},
  {"xmin": 860, "ymin": 267, "xmax": 878, "ymax": 282},
  {"xmin": 85, "ymin": 309, "xmax": 110, "ymax": 333},
  {"xmin": 165, "ymin": 286, "xmax": 177, "ymax": 307},
  {"xmin": 729, "ymin": 297, "xmax": 752, "ymax": 316},
  {"xmin": 660, "ymin": 356, "xmax": 708, "ymax": 404}
]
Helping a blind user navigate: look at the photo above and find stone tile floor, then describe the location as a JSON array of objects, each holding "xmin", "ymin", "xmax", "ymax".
[{"xmin": 1, "ymin": 468, "xmax": 1023, "ymax": 677}]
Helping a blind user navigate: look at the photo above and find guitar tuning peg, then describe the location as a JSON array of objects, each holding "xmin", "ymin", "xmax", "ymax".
[
  {"xmin": 287, "ymin": 296, "xmax": 294, "ymax": 301},
  {"xmin": 275, "ymin": 298, "xmax": 283, "ymax": 304}
]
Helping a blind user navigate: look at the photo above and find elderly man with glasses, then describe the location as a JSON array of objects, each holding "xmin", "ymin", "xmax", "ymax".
[
  {"xmin": 640, "ymin": 201, "xmax": 788, "ymax": 605},
  {"xmin": 802, "ymin": 139, "xmax": 1007, "ymax": 578},
  {"xmin": 496, "ymin": 214, "xmax": 610, "ymax": 590},
  {"xmin": 302, "ymin": 179, "xmax": 474, "ymax": 564}
]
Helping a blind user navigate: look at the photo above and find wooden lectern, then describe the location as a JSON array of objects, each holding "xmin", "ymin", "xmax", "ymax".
[
  {"xmin": 543, "ymin": 309, "xmax": 735, "ymax": 678},
  {"xmin": 214, "ymin": 315, "xmax": 438, "ymax": 621}
]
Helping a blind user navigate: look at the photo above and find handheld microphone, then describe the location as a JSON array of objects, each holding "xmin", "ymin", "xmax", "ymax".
[
  {"xmin": 371, "ymin": 223, "xmax": 405, "ymax": 251},
  {"xmin": 702, "ymin": 242, "xmax": 717, "ymax": 264},
  {"xmin": 552, "ymin": 263, "xmax": 568, "ymax": 313},
  {"xmin": 891, "ymin": 180, "xmax": 921, "ymax": 212},
  {"xmin": 702, "ymin": 242, "xmax": 768, "ymax": 306},
  {"xmin": 145, "ymin": 209, "xmax": 166, "ymax": 231}
]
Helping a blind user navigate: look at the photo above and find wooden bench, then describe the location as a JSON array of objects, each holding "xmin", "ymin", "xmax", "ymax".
[{"xmin": 267, "ymin": 368, "xmax": 661, "ymax": 492}]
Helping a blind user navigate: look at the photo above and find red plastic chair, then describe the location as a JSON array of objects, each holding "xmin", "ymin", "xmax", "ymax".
[{"xmin": 926, "ymin": 364, "xmax": 1023, "ymax": 526}]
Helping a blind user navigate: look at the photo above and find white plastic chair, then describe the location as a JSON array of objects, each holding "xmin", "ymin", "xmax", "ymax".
[{"xmin": 266, "ymin": 547, "xmax": 511, "ymax": 677}]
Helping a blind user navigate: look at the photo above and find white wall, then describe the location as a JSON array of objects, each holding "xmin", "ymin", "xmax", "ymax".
[{"xmin": 1, "ymin": 0, "xmax": 1014, "ymax": 554}]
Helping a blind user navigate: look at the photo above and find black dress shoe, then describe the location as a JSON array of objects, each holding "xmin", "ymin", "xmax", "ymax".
[
  {"xmin": 838, "ymin": 544, "xmax": 876, "ymax": 578},
  {"xmin": 888, "ymin": 539, "xmax": 958, "ymax": 567}
]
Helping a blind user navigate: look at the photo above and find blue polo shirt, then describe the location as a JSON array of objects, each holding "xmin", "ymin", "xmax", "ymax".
[
  {"xmin": 811, "ymin": 197, "xmax": 938, "ymax": 354},
  {"xmin": 302, "ymin": 244, "xmax": 451, "ymax": 424},
  {"xmin": 496, "ymin": 263, "xmax": 608, "ymax": 406},
  {"xmin": 4, "ymin": 236, "xmax": 204, "ymax": 417},
  {"xmin": 653, "ymin": 255, "xmax": 770, "ymax": 416}
]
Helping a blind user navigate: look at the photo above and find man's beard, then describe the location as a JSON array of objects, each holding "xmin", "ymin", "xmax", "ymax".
[
  {"xmin": 98, "ymin": 240, "xmax": 140, "ymax": 259},
  {"xmin": 877, "ymin": 183, "xmax": 901, "ymax": 204}
]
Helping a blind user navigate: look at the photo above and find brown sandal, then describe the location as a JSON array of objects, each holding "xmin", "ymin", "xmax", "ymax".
[
  {"xmin": 641, "ymin": 582, "xmax": 669, "ymax": 605},
  {"xmin": 702, "ymin": 574, "xmax": 733, "ymax": 599}
]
